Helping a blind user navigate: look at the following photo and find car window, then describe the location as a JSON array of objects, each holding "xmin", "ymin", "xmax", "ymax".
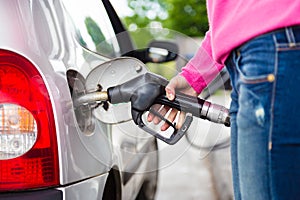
[{"xmin": 62, "ymin": 0, "xmax": 121, "ymax": 57}]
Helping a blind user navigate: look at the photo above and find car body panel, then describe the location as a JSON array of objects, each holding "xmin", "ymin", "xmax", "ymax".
[
  {"xmin": 58, "ymin": 173, "xmax": 108, "ymax": 200},
  {"xmin": 0, "ymin": 0, "xmax": 158, "ymax": 199},
  {"xmin": 0, "ymin": 0, "xmax": 112, "ymax": 184}
]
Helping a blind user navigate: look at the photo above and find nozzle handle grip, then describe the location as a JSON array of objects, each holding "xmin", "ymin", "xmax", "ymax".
[{"xmin": 154, "ymin": 92, "xmax": 206, "ymax": 118}]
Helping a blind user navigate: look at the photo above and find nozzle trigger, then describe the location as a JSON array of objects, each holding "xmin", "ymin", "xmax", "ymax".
[{"xmin": 131, "ymin": 108, "xmax": 193, "ymax": 145}]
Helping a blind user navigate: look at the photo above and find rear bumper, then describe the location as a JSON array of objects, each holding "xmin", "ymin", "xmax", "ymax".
[
  {"xmin": 0, "ymin": 173, "xmax": 108, "ymax": 200},
  {"xmin": 0, "ymin": 189, "xmax": 62, "ymax": 200},
  {"xmin": 58, "ymin": 173, "xmax": 108, "ymax": 199}
]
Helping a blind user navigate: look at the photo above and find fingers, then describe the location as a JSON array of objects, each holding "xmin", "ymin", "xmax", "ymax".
[
  {"xmin": 153, "ymin": 105, "xmax": 170, "ymax": 125},
  {"xmin": 147, "ymin": 104, "xmax": 161, "ymax": 122},
  {"xmin": 147, "ymin": 104, "xmax": 171, "ymax": 125},
  {"xmin": 148, "ymin": 75, "xmax": 197, "ymax": 132},
  {"xmin": 165, "ymin": 79, "xmax": 176, "ymax": 100},
  {"xmin": 165, "ymin": 87, "xmax": 175, "ymax": 101},
  {"xmin": 161, "ymin": 108, "xmax": 178, "ymax": 131},
  {"xmin": 165, "ymin": 75, "xmax": 180, "ymax": 100},
  {"xmin": 176, "ymin": 111, "xmax": 186, "ymax": 129},
  {"xmin": 147, "ymin": 104, "xmax": 186, "ymax": 131},
  {"xmin": 147, "ymin": 104, "xmax": 179, "ymax": 130},
  {"xmin": 165, "ymin": 75, "xmax": 195, "ymax": 100}
]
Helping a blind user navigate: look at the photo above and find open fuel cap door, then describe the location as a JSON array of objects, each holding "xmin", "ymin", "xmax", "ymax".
[{"xmin": 85, "ymin": 57, "xmax": 148, "ymax": 124}]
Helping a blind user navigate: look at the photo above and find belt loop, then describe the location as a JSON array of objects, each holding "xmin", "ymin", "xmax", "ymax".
[{"xmin": 285, "ymin": 27, "xmax": 296, "ymax": 47}]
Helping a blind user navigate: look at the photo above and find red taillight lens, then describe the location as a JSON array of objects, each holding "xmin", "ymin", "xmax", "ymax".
[{"xmin": 0, "ymin": 49, "xmax": 59, "ymax": 191}]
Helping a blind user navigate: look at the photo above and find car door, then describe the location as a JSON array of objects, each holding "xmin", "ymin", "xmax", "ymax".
[
  {"xmin": 62, "ymin": 0, "xmax": 146, "ymax": 195},
  {"xmin": 63, "ymin": 0, "xmax": 164, "ymax": 193}
]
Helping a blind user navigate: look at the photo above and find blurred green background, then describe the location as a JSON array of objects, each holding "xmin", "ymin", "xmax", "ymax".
[{"xmin": 123, "ymin": 0, "xmax": 208, "ymax": 38}]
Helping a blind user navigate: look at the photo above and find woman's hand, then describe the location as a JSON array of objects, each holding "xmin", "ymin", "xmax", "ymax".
[{"xmin": 147, "ymin": 75, "xmax": 199, "ymax": 131}]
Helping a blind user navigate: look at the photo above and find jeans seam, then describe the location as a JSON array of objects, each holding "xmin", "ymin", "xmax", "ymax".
[
  {"xmin": 239, "ymin": 75, "xmax": 273, "ymax": 84},
  {"xmin": 268, "ymin": 34, "xmax": 279, "ymax": 200},
  {"xmin": 277, "ymin": 43, "xmax": 300, "ymax": 47},
  {"xmin": 277, "ymin": 46, "xmax": 300, "ymax": 51},
  {"xmin": 233, "ymin": 50, "xmax": 241, "ymax": 96}
]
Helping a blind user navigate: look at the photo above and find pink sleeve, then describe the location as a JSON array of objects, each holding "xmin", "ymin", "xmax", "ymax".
[{"xmin": 179, "ymin": 31, "xmax": 224, "ymax": 94}]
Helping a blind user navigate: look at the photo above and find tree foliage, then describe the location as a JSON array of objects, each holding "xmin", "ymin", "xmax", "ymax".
[
  {"xmin": 124, "ymin": 0, "xmax": 168, "ymax": 28},
  {"xmin": 124, "ymin": 0, "xmax": 208, "ymax": 37},
  {"xmin": 163, "ymin": 0, "xmax": 208, "ymax": 37}
]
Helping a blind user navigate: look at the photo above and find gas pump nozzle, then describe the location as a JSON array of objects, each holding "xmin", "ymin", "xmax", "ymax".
[{"xmin": 75, "ymin": 72, "xmax": 230, "ymax": 144}]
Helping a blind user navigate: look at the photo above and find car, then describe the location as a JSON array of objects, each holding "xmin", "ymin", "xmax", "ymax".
[{"xmin": 0, "ymin": 0, "xmax": 178, "ymax": 199}]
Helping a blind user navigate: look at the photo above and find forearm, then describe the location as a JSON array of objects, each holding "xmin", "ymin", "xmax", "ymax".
[{"xmin": 180, "ymin": 31, "xmax": 224, "ymax": 94}]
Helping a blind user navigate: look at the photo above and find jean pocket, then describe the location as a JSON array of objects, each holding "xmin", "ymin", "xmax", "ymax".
[{"xmin": 235, "ymin": 52, "xmax": 276, "ymax": 85}]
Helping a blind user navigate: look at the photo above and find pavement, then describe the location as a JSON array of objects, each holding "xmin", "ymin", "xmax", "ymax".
[{"xmin": 155, "ymin": 91, "xmax": 233, "ymax": 200}]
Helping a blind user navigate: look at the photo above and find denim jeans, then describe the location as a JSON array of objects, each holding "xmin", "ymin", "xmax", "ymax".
[{"xmin": 225, "ymin": 26, "xmax": 300, "ymax": 200}]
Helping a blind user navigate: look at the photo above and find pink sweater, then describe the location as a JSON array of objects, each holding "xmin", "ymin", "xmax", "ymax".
[{"xmin": 181, "ymin": 1, "xmax": 300, "ymax": 94}]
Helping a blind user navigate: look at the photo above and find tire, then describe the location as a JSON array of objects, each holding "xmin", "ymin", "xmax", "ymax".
[{"xmin": 103, "ymin": 169, "xmax": 121, "ymax": 200}]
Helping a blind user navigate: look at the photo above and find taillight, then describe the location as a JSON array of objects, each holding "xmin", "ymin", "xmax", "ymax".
[{"xmin": 0, "ymin": 49, "xmax": 59, "ymax": 191}]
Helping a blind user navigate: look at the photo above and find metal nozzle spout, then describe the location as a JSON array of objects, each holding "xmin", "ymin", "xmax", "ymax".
[
  {"xmin": 206, "ymin": 103, "xmax": 231, "ymax": 127},
  {"xmin": 73, "ymin": 91, "xmax": 108, "ymax": 107}
]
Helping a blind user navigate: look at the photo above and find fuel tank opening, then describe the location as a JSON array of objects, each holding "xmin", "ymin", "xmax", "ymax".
[{"xmin": 67, "ymin": 70, "xmax": 95, "ymax": 134}]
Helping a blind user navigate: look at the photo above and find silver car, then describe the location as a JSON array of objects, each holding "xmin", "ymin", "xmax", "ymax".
[{"xmin": 0, "ymin": 0, "xmax": 178, "ymax": 199}]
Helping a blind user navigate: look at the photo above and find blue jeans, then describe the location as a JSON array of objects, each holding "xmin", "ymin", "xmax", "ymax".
[{"xmin": 225, "ymin": 26, "xmax": 300, "ymax": 200}]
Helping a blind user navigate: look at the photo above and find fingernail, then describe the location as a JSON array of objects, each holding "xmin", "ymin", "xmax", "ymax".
[
  {"xmin": 161, "ymin": 125, "xmax": 167, "ymax": 131},
  {"xmin": 167, "ymin": 92, "xmax": 174, "ymax": 100}
]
